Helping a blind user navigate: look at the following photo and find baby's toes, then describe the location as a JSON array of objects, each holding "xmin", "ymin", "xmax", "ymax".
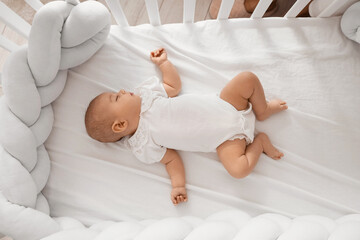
[
  {"xmin": 280, "ymin": 101, "xmax": 288, "ymax": 110},
  {"xmin": 272, "ymin": 151, "xmax": 284, "ymax": 160}
]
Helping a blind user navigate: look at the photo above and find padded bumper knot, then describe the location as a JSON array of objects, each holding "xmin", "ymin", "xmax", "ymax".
[
  {"xmin": 341, "ymin": 2, "xmax": 360, "ymax": 44},
  {"xmin": 66, "ymin": 0, "xmax": 80, "ymax": 6}
]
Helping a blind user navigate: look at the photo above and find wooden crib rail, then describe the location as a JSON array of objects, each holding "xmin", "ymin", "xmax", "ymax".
[
  {"xmin": 217, "ymin": 0, "xmax": 235, "ymax": 20},
  {"xmin": 144, "ymin": 0, "xmax": 162, "ymax": 26},
  {"xmin": 24, "ymin": 0, "xmax": 44, "ymax": 11},
  {"xmin": 0, "ymin": 2, "xmax": 31, "ymax": 52},
  {"xmin": 285, "ymin": 0, "xmax": 313, "ymax": 17},
  {"xmin": 104, "ymin": 0, "xmax": 353, "ymax": 27},
  {"xmin": 251, "ymin": 0, "xmax": 276, "ymax": 19},
  {"xmin": 183, "ymin": 0, "xmax": 196, "ymax": 23},
  {"xmin": 105, "ymin": 0, "xmax": 129, "ymax": 26}
]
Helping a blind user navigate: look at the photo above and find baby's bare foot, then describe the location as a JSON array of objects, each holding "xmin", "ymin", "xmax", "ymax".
[
  {"xmin": 258, "ymin": 133, "xmax": 283, "ymax": 160},
  {"xmin": 268, "ymin": 99, "xmax": 288, "ymax": 114},
  {"xmin": 257, "ymin": 99, "xmax": 288, "ymax": 121}
]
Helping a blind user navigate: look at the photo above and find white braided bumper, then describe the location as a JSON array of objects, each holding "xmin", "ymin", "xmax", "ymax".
[{"xmin": 44, "ymin": 210, "xmax": 360, "ymax": 240}]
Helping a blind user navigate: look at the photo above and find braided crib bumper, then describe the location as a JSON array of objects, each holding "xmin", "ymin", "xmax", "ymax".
[
  {"xmin": 341, "ymin": 2, "xmax": 360, "ymax": 43},
  {"xmin": 0, "ymin": 0, "xmax": 110, "ymax": 239},
  {"xmin": 39, "ymin": 210, "xmax": 360, "ymax": 240}
]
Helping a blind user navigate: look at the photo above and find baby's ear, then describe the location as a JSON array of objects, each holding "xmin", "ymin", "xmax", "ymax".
[{"xmin": 112, "ymin": 120, "xmax": 128, "ymax": 133}]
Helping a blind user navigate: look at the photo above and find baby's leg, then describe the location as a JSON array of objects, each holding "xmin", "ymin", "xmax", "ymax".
[
  {"xmin": 220, "ymin": 71, "xmax": 287, "ymax": 120},
  {"xmin": 216, "ymin": 133, "xmax": 283, "ymax": 179}
]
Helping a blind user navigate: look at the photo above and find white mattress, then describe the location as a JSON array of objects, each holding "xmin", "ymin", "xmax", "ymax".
[{"xmin": 43, "ymin": 17, "xmax": 360, "ymax": 226}]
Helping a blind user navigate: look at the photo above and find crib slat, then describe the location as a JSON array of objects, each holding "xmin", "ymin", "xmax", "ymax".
[
  {"xmin": 145, "ymin": 0, "xmax": 161, "ymax": 26},
  {"xmin": 217, "ymin": 0, "xmax": 235, "ymax": 20},
  {"xmin": 250, "ymin": 0, "xmax": 273, "ymax": 19},
  {"xmin": 183, "ymin": 0, "xmax": 196, "ymax": 23},
  {"xmin": 0, "ymin": 2, "xmax": 31, "ymax": 38},
  {"xmin": 317, "ymin": 0, "xmax": 349, "ymax": 17},
  {"xmin": 105, "ymin": 0, "xmax": 129, "ymax": 26},
  {"xmin": 0, "ymin": 34, "xmax": 20, "ymax": 52},
  {"xmin": 24, "ymin": 0, "xmax": 43, "ymax": 11},
  {"xmin": 284, "ymin": 0, "xmax": 312, "ymax": 18}
]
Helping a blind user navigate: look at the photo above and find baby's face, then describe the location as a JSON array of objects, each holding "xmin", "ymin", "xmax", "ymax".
[{"xmin": 96, "ymin": 89, "xmax": 141, "ymax": 125}]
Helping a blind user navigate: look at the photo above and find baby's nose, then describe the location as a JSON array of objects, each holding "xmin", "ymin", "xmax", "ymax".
[{"xmin": 119, "ymin": 89, "xmax": 126, "ymax": 94}]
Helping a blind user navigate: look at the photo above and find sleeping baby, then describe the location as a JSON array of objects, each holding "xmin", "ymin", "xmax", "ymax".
[{"xmin": 85, "ymin": 48, "xmax": 288, "ymax": 205}]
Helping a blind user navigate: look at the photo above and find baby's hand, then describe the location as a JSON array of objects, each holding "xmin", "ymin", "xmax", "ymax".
[
  {"xmin": 171, "ymin": 186, "xmax": 188, "ymax": 205},
  {"xmin": 150, "ymin": 48, "xmax": 167, "ymax": 66}
]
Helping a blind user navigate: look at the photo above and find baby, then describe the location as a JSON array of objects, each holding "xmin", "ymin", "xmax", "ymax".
[{"xmin": 85, "ymin": 48, "xmax": 287, "ymax": 205}]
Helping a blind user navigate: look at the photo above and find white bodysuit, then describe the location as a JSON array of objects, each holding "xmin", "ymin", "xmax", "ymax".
[{"xmin": 123, "ymin": 76, "xmax": 255, "ymax": 164}]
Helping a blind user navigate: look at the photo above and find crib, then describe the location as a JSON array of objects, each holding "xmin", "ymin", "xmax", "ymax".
[{"xmin": 0, "ymin": 0, "xmax": 360, "ymax": 239}]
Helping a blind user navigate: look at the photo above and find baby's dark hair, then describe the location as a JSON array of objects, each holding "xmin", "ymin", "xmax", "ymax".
[{"xmin": 85, "ymin": 93, "xmax": 120, "ymax": 143}]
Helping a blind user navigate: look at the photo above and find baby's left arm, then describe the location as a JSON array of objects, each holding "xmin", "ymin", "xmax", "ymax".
[
  {"xmin": 160, "ymin": 149, "xmax": 187, "ymax": 205},
  {"xmin": 150, "ymin": 48, "xmax": 181, "ymax": 97}
]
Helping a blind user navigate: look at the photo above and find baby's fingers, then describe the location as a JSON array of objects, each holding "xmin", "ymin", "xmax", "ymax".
[
  {"xmin": 157, "ymin": 48, "xmax": 165, "ymax": 56},
  {"xmin": 154, "ymin": 48, "xmax": 164, "ymax": 55},
  {"xmin": 176, "ymin": 195, "xmax": 187, "ymax": 205},
  {"xmin": 172, "ymin": 196, "xmax": 178, "ymax": 205},
  {"xmin": 171, "ymin": 195, "xmax": 182, "ymax": 205},
  {"xmin": 180, "ymin": 195, "xmax": 188, "ymax": 203},
  {"xmin": 150, "ymin": 51, "xmax": 158, "ymax": 58},
  {"xmin": 151, "ymin": 48, "xmax": 164, "ymax": 57}
]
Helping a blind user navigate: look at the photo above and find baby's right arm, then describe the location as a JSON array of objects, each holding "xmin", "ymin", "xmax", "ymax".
[
  {"xmin": 150, "ymin": 48, "xmax": 181, "ymax": 98},
  {"xmin": 160, "ymin": 149, "xmax": 187, "ymax": 205}
]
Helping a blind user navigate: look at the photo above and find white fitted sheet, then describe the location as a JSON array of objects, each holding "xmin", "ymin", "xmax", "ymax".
[{"xmin": 43, "ymin": 17, "xmax": 360, "ymax": 226}]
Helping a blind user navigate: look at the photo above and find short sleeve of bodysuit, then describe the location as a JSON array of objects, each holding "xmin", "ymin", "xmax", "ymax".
[
  {"xmin": 136, "ymin": 76, "xmax": 168, "ymax": 98},
  {"xmin": 125, "ymin": 76, "xmax": 168, "ymax": 164}
]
